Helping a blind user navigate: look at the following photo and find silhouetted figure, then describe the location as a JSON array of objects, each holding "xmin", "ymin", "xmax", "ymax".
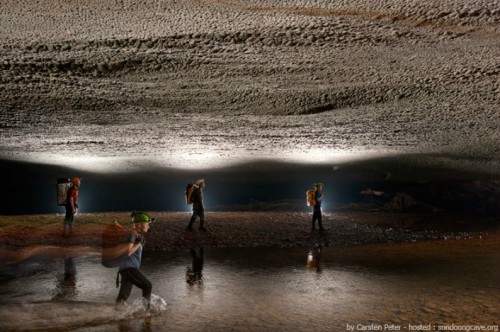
[
  {"xmin": 311, "ymin": 182, "xmax": 325, "ymax": 231},
  {"xmin": 187, "ymin": 179, "xmax": 207, "ymax": 232},
  {"xmin": 64, "ymin": 177, "xmax": 81, "ymax": 236}
]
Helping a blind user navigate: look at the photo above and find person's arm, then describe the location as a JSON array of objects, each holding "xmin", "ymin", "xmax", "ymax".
[
  {"xmin": 69, "ymin": 194, "xmax": 76, "ymax": 214},
  {"xmin": 126, "ymin": 232, "xmax": 142, "ymax": 256},
  {"xmin": 315, "ymin": 191, "xmax": 323, "ymax": 202},
  {"xmin": 200, "ymin": 191, "xmax": 205, "ymax": 210},
  {"xmin": 126, "ymin": 242, "xmax": 142, "ymax": 257}
]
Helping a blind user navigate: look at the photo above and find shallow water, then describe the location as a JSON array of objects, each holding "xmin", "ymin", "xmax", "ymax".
[{"xmin": 0, "ymin": 237, "xmax": 499, "ymax": 332}]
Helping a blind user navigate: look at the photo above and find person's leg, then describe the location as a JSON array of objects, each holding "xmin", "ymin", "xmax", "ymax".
[
  {"xmin": 116, "ymin": 270, "xmax": 133, "ymax": 304},
  {"xmin": 63, "ymin": 209, "xmax": 73, "ymax": 235},
  {"xmin": 68, "ymin": 213, "xmax": 74, "ymax": 234},
  {"xmin": 187, "ymin": 212, "xmax": 197, "ymax": 231},
  {"xmin": 198, "ymin": 210, "xmax": 206, "ymax": 231},
  {"xmin": 125, "ymin": 268, "xmax": 152, "ymax": 304},
  {"xmin": 312, "ymin": 207, "xmax": 318, "ymax": 230},
  {"xmin": 318, "ymin": 207, "xmax": 324, "ymax": 230}
]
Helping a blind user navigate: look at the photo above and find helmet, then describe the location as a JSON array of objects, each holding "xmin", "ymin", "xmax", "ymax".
[
  {"xmin": 71, "ymin": 177, "xmax": 81, "ymax": 184},
  {"xmin": 314, "ymin": 182, "xmax": 324, "ymax": 188},
  {"xmin": 130, "ymin": 211, "xmax": 154, "ymax": 223}
]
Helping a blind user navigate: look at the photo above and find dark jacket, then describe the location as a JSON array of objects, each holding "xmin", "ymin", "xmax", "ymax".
[{"xmin": 192, "ymin": 186, "xmax": 204, "ymax": 210}]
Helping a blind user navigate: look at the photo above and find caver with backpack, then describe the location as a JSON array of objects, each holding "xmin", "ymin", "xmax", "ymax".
[
  {"xmin": 110, "ymin": 211, "xmax": 155, "ymax": 311},
  {"xmin": 56, "ymin": 177, "xmax": 81, "ymax": 237},
  {"xmin": 310, "ymin": 182, "xmax": 325, "ymax": 231},
  {"xmin": 186, "ymin": 179, "xmax": 207, "ymax": 232}
]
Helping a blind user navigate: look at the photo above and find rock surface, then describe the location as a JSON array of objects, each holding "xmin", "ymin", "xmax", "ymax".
[
  {"xmin": 0, "ymin": 0, "xmax": 499, "ymax": 173},
  {"xmin": 0, "ymin": 211, "xmax": 496, "ymax": 257}
]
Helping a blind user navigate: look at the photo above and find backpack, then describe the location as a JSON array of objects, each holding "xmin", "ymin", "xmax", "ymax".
[
  {"xmin": 306, "ymin": 189, "xmax": 316, "ymax": 207},
  {"xmin": 186, "ymin": 182, "xmax": 196, "ymax": 204},
  {"xmin": 101, "ymin": 221, "xmax": 130, "ymax": 268},
  {"xmin": 56, "ymin": 178, "xmax": 72, "ymax": 206}
]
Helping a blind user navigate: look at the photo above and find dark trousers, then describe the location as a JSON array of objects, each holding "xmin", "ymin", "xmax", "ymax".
[
  {"xmin": 64, "ymin": 208, "xmax": 74, "ymax": 230},
  {"xmin": 188, "ymin": 207, "xmax": 205, "ymax": 230},
  {"xmin": 312, "ymin": 205, "xmax": 323, "ymax": 229},
  {"xmin": 117, "ymin": 268, "xmax": 152, "ymax": 303}
]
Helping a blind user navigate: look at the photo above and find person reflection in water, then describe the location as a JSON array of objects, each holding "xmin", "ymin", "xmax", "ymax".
[
  {"xmin": 116, "ymin": 212, "xmax": 154, "ymax": 311},
  {"xmin": 53, "ymin": 256, "xmax": 77, "ymax": 299},
  {"xmin": 307, "ymin": 243, "xmax": 322, "ymax": 273},
  {"xmin": 186, "ymin": 247, "xmax": 204, "ymax": 286}
]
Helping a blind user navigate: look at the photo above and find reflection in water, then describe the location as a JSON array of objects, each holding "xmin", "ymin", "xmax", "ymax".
[
  {"xmin": 186, "ymin": 247, "xmax": 204, "ymax": 287},
  {"xmin": 0, "ymin": 244, "xmax": 94, "ymax": 265},
  {"xmin": 307, "ymin": 243, "xmax": 322, "ymax": 273},
  {"xmin": 53, "ymin": 256, "xmax": 77, "ymax": 300},
  {"xmin": 0, "ymin": 237, "xmax": 499, "ymax": 331},
  {"xmin": 118, "ymin": 314, "xmax": 152, "ymax": 332}
]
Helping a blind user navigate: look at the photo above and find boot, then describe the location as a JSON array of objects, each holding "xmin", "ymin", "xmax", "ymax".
[
  {"xmin": 115, "ymin": 299, "xmax": 126, "ymax": 310},
  {"xmin": 143, "ymin": 297, "xmax": 151, "ymax": 312},
  {"xmin": 199, "ymin": 220, "xmax": 207, "ymax": 232},
  {"xmin": 318, "ymin": 218, "xmax": 325, "ymax": 231}
]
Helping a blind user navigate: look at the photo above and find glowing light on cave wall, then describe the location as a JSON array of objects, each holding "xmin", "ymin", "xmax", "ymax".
[{"xmin": 5, "ymin": 146, "xmax": 394, "ymax": 173}]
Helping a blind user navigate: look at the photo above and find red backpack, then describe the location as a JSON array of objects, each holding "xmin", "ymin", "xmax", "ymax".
[{"xmin": 101, "ymin": 221, "xmax": 130, "ymax": 268}]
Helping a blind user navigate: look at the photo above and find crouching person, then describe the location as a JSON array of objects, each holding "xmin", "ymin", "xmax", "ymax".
[{"xmin": 116, "ymin": 212, "xmax": 154, "ymax": 311}]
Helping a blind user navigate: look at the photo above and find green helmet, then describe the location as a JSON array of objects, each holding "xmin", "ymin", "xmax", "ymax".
[
  {"xmin": 314, "ymin": 182, "xmax": 324, "ymax": 188},
  {"xmin": 131, "ymin": 211, "xmax": 154, "ymax": 223}
]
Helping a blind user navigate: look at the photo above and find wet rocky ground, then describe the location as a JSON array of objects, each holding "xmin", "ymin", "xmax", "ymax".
[{"xmin": 0, "ymin": 210, "xmax": 497, "ymax": 258}]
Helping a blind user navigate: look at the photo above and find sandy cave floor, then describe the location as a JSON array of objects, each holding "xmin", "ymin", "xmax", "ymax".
[{"xmin": 0, "ymin": 211, "xmax": 498, "ymax": 256}]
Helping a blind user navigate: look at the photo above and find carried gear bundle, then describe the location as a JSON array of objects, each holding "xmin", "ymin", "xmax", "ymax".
[
  {"xmin": 56, "ymin": 178, "xmax": 72, "ymax": 206},
  {"xmin": 306, "ymin": 183, "xmax": 324, "ymax": 206},
  {"xmin": 56, "ymin": 177, "xmax": 81, "ymax": 206},
  {"xmin": 101, "ymin": 221, "xmax": 130, "ymax": 268},
  {"xmin": 185, "ymin": 182, "xmax": 196, "ymax": 204},
  {"xmin": 306, "ymin": 189, "xmax": 316, "ymax": 207}
]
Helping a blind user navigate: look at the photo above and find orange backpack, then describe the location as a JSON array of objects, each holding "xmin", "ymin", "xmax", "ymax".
[
  {"xmin": 306, "ymin": 189, "xmax": 316, "ymax": 206},
  {"xmin": 186, "ymin": 182, "xmax": 195, "ymax": 204}
]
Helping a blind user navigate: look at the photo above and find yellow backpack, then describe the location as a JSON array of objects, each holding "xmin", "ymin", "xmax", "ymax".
[{"xmin": 306, "ymin": 189, "xmax": 316, "ymax": 206}]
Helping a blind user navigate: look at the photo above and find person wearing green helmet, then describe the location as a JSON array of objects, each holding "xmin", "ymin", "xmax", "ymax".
[
  {"xmin": 312, "ymin": 182, "xmax": 325, "ymax": 231},
  {"xmin": 115, "ymin": 211, "xmax": 154, "ymax": 311}
]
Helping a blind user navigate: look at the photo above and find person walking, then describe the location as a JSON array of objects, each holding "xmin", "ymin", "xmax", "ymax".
[
  {"xmin": 187, "ymin": 179, "xmax": 207, "ymax": 232},
  {"xmin": 311, "ymin": 182, "xmax": 325, "ymax": 231},
  {"xmin": 116, "ymin": 212, "xmax": 154, "ymax": 311},
  {"xmin": 64, "ymin": 177, "xmax": 81, "ymax": 236}
]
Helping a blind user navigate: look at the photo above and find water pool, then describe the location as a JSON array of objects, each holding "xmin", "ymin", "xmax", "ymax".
[{"xmin": 0, "ymin": 236, "xmax": 498, "ymax": 331}]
